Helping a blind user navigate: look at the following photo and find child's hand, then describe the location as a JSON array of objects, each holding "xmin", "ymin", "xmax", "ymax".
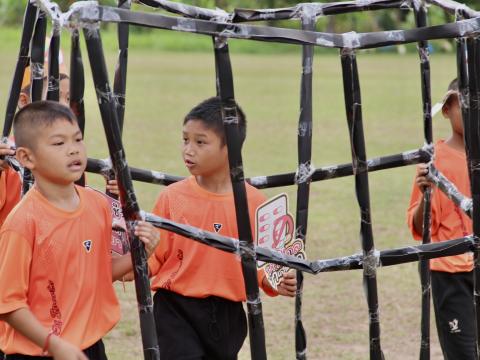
[
  {"xmin": 134, "ymin": 221, "xmax": 160, "ymax": 258},
  {"xmin": 49, "ymin": 335, "xmax": 88, "ymax": 360},
  {"xmin": 415, "ymin": 163, "xmax": 431, "ymax": 193},
  {"xmin": 0, "ymin": 143, "xmax": 15, "ymax": 170},
  {"xmin": 106, "ymin": 179, "xmax": 119, "ymax": 196},
  {"xmin": 276, "ymin": 270, "xmax": 297, "ymax": 297}
]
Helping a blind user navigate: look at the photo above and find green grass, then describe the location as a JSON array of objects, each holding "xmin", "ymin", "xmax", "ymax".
[{"xmin": 0, "ymin": 25, "xmax": 459, "ymax": 359}]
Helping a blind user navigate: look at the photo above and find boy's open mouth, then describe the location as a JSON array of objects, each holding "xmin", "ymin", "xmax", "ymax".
[{"xmin": 68, "ymin": 159, "xmax": 83, "ymax": 170}]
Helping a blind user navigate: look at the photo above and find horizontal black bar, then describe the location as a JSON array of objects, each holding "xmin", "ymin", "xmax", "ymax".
[
  {"xmin": 144, "ymin": 211, "xmax": 477, "ymax": 274},
  {"xmin": 136, "ymin": 0, "xmax": 479, "ymax": 22},
  {"xmin": 86, "ymin": 158, "xmax": 183, "ymax": 185},
  {"xmin": 428, "ymin": 163, "xmax": 473, "ymax": 217},
  {"xmin": 86, "ymin": 148, "xmax": 430, "ymax": 189},
  {"xmin": 63, "ymin": 3, "xmax": 480, "ymax": 50}
]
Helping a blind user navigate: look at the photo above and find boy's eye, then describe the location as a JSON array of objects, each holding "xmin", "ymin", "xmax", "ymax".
[
  {"xmin": 196, "ymin": 140, "xmax": 204, "ymax": 145},
  {"xmin": 53, "ymin": 141, "xmax": 64, "ymax": 146},
  {"xmin": 76, "ymin": 137, "xmax": 83, "ymax": 142}
]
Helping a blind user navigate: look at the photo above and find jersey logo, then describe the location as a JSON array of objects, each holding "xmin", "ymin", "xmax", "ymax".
[
  {"xmin": 83, "ymin": 240, "xmax": 92, "ymax": 253},
  {"xmin": 213, "ymin": 223, "xmax": 222, "ymax": 233}
]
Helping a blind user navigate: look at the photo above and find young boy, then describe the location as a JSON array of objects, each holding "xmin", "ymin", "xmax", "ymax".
[
  {"xmin": 0, "ymin": 101, "xmax": 159, "ymax": 359},
  {"xmin": 148, "ymin": 97, "xmax": 297, "ymax": 359},
  {"xmin": 407, "ymin": 79, "xmax": 476, "ymax": 359}
]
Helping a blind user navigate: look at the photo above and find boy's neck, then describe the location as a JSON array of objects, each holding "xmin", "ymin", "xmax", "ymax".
[
  {"xmin": 445, "ymin": 133, "xmax": 465, "ymax": 152},
  {"xmin": 195, "ymin": 168, "xmax": 233, "ymax": 194},
  {"xmin": 34, "ymin": 178, "xmax": 80, "ymax": 212}
]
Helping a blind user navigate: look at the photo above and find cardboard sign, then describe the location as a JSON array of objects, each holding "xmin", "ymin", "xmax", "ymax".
[
  {"xmin": 256, "ymin": 193, "xmax": 306, "ymax": 290},
  {"xmin": 106, "ymin": 195, "xmax": 130, "ymax": 256}
]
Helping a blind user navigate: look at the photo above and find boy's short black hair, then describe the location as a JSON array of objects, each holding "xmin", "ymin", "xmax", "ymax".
[
  {"xmin": 13, "ymin": 100, "xmax": 77, "ymax": 149},
  {"xmin": 183, "ymin": 96, "xmax": 247, "ymax": 146}
]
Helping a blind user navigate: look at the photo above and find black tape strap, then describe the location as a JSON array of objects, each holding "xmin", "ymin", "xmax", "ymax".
[{"xmin": 67, "ymin": 4, "xmax": 480, "ymax": 50}]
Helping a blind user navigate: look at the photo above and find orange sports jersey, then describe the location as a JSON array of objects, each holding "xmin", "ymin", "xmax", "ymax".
[
  {"xmin": 407, "ymin": 140, "xmax": 473, "ymax": 273},
  {"xmin": 149, "ymin": 176, "xmax": 277, "ymax": 301},
  {"xmin": 0, "ymin": 166, "xmax": 21, "ymax": 227},
  {"xmin": 0, "ymin": 185, "xmax": 120, "ymax": 355}
]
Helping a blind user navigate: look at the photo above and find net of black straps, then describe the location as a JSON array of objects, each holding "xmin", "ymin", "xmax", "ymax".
[{"xmin": 2, "ymin": 0, "xmax": 480, "ymax": 359}]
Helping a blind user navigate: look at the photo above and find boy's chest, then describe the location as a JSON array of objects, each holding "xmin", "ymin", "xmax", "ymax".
[{"xmin": 32, "ymin": 214, "xmax": 109, "ymax": 269}]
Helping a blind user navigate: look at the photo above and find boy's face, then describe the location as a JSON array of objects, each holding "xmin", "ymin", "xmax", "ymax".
[
  {"xmin": 443, "ymin": 94, "xmax": 464, "ymax": 136},
  {"xmin": 18, "ymin": 118, "xmax": 86, "ymax": 185},
  {"xmin": 182, "ymin": 119, "xmax": 228, "ymax": 177}
]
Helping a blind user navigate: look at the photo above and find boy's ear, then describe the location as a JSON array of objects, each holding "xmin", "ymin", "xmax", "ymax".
[
  {"xmin": 18, "ymin": 92, "xmax": 30, "ymax": 109},
  {"xmin": 441, "ymin": 105, "xmax": 449, "ymax": 119},
  {"xmin": 15, "ymin": 147, "xmax": 35, "ymax": 170}
]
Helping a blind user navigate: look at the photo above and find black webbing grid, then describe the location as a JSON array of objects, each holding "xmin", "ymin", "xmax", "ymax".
[
  {"xmin": 413, "ymin": 1, "xmax": 433, "ymax": 358},
  {"xmin": 341, "ymin": 49, "xmax": 383, "ymax": 359},
  {"xmin": 82, "ymin": 27, "xmax": 160, "ymax": 360},
  {"xmin": 294, "ymin": 10, "xmax": 316, "ymax": 360},
  {"xmin": 461, "ymin": 35, "xmax": 480, "ymax": 356},
  {"xmin": 4, "ymin": 0, "xmax": 480, "ymax": 358},
  {"xmin": 213, "ymin": 36, "xmax": 267, "ymax": 360}
]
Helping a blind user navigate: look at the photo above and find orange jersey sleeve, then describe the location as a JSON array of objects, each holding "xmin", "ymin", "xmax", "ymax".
[
  {"xmin": 0, "ymin": 186, "xmax": 120, "ymax": 355},
  {"xmin": 0, "ymin": 166, "xmax": 22, "ymax": 228}
]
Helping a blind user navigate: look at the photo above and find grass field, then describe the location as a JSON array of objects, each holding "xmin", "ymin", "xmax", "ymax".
[{"xmin": 0, "ymin": 26, "xmax": 459, "ymax": 359}]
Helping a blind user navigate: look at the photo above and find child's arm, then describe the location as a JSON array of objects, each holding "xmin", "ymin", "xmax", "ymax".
[
  {"xmin": 0, "ymin": 308, "xmax": 87, "ymax": 360},
  {"xmin": 105, "ymin": 179, "xmax": 119, "ymax": 197},
  {"xmin": 412, "ymin": 163, "xmax": 431, "ymax": 235},
  {"xmin": 111, "ymin": 221, "xmax": 160, "ymax": 281},
  {"xmin": 261, "ymin": 270, "xmax": 297, "ymax": 297},
  {"xmin": 0, "ymin": 143, "xmax": 15, "ymax": 171}
]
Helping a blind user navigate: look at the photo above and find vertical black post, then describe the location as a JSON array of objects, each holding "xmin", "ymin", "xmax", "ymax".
[
  {"xmin": 30, "ymin": 10, "xmax": 47, "ymax": 102},
  {"xmin": 213, "ymin": 36, "xmax": 267, "ymax": 360},
  {"xmin": 294, "ymin": 11, "xmax": 315, "ymax": 360},
  {"xmin": 83, "ymin": 28, "xmax": 160, "ymax": 360},
  {"xmin": 70, "ymin": 28, "xmax": 86, "ymax": 186},
  {"xmin": 70, "ymin": 29, "xmax": 85, "ymax": 134},
  {"xmin": 104, "ymin": 0, "xmax": 132, "ymax": 197},
  {"xmin": 458, "ymin": 36, "xmax": 480, "ymax": 357},
  {"xmin": 340, "ymin": 49, "xmax": 384, "ymax": 360},
  {"xmin": 2, "ymin": 1, "xmax": 37, "ymax": 138},
  {"xmin": 46, "ymin": 26, "xmax": 60, "ymax": 102},
  {"xmin": 413, "ymin": 3, "xmax": 433, "ymax": 359},
  {"xmin": 113, "ymin": 0, "xmax": 130, "ymax": 134}
]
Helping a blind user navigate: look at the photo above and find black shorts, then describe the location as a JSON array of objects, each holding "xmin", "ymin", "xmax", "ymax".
[
  {"xmin": 431, "ymin": 270, "xmax": 477, "ymax": 360},
  {"xmin": 5, "ymin": 339, "xmax": 107, "ymax": 360},
  {"xmin": 154, "ymin": 289, "xmax": 248, "ymax": 360}
]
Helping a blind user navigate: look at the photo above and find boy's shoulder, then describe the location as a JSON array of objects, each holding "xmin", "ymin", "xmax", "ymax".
[
  {"xmin": 245, "ymin": 182, "xmax": 267, "ymax": 204},
  {"xmin": 1, "ymin": 186, "xmax": 109, "ymax": 235}
]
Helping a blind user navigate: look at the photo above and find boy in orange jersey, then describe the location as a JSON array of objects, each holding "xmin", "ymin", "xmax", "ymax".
[
  {"xmin": 407, "ymin": 79, "xmax": 476, "ymax": 359},
  {"xmin": 0, "ymin": 101, "xmax": 159, "ymax": 360},
  {"xmin": 149, "ymin": 97, "xmax": 297, "ymax": 359}
]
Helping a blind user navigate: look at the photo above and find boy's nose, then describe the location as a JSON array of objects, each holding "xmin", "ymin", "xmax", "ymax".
[{"xmin": 69, "ymin": 146, "xmax": 80, "ymax": 155}]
